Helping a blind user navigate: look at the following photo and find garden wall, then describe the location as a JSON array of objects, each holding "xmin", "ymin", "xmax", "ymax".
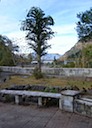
[{"xmin": 0, "ymin": 66, "xmax": 92, "ymax": 78}]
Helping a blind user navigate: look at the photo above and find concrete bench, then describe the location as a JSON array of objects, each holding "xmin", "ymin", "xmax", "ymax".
[{"xmin": 0, "ymin": 90, "xmax": 62, "ymax": 109}]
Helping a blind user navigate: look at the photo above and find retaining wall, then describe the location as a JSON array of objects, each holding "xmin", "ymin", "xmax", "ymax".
[
  {"xmin": 0, "ymin": 66, "xmax": 92, "ymax": 77},
  {"xmin": 0, "ymin": 66, "xmax": 34, "ymax": 74}
]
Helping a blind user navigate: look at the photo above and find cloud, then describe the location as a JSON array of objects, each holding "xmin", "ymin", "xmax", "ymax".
[
  {"xmin": 7, "ymin": 31, "xmax": 31, "ymax": 54},
  {"xmin": 7, "ymin": 31, "xmax": 25, "ymax": 39},
  {"xmin": 7, "ymin": 31, "xmax": 26, "ymax": 46},
  {"xmin": 48, "ymin": 35, "xmax": 78, "ymax": 54},
  {"xmin": 53, "ymin": 24, "xmax": 76, "ymax": 35},
  {"xmin": 47, "ymin": 23, "xmax": 78, "ymax": 54}
]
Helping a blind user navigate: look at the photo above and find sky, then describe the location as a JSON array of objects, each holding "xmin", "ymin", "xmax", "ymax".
[{"xmin": 0, "ymin": 0, "xmax": 92, "ymax": 55}]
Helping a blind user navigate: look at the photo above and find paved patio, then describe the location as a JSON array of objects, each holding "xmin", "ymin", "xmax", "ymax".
[{"xmin": 0, "ymin": 102, "xmax": 92, "ymax": 128}]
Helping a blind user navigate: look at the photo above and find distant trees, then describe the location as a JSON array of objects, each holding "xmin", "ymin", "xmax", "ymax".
[
  {"xmin": 21, "ymin": 7, "xmax": 54, "ymax": 75},
  {"xmin": 15, "ymin": 54, "xmax": 33, "ymax": 66},
  {"xmin": 0, "ymin": 35, "xmax": 19, "ymax": 66},
  {"xmin": 76, "ymin": 8, "xmax": 92, "ymax": 67}
]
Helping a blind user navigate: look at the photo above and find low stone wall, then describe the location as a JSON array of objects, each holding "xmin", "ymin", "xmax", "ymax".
[
  {"xmin": 74, "ymin": 98, "xmax": 92, "ymax": 117},
  {"xmin": 0, "ymin": 66, "xmax": 34, "ymax": 75},
  {"xmin": 0, "ymin": 66, "xmax": 92, "ymax": 77},
  {"xmin": 60, "ymin": 90, "xmax": 92, "ymax": 117},
  {"xmin": 42, "ymin": 68, "xmax": 92, "ymax": 78}
]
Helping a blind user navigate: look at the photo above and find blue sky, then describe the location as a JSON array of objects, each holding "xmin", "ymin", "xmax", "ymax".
[{"xmin": 0, "ymin": 0, "xmax": 92, "ymax": 54}]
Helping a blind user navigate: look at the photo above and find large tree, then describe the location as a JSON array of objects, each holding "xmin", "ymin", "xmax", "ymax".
[
  {"xmin": 76, "ymin": 8, "xmax": 92, "ymax": 42},
  {"xmin": 21, "ymin": 7, "xmax": 54, "ymax": 73}
]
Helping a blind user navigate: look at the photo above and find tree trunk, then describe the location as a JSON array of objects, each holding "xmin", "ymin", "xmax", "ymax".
[{"xmin": 37, "ymin": 55, "xmax": 41, "ymax": 73}]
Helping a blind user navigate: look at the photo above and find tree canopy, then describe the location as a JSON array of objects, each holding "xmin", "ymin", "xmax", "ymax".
[
  {"xmin": 76, "ymin": 8, "xmax": 92, "ymax": 42},
  {"xmin": 21, "ymin": 7, "xmax": 54, "ymax": 73}
]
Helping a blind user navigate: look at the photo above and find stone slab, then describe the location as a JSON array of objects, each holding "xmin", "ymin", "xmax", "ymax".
[
  {"xmin": 0, "ymin": 90, "xmax": 61, "ymax": 98},
  {"xmin": 61, "ymin": 90, "xmax": 81, "ymax": 96}
]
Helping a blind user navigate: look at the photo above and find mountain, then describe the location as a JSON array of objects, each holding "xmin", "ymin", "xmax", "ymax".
[
  {"xmin": 32, "ymin": 52, "xmax": 61, "ymax": 61},
  {"xmin": 42, "ymin": 53, "xmax": 61, "ymax": 61},
  {"xmin": 59, "ymin": 40, "xmax": 92, "ymax": 61}
]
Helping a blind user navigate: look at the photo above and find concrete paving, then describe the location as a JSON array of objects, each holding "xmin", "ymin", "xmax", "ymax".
[{"xmin": 0, "ymin": 102, "xmax": 92, "ymax": 128}]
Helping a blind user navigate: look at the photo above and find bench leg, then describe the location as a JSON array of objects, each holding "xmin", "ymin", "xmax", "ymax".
[
  {"xmin": 15, "ymin": 95, "xmax": 20, "ymax": 105},
  {"xmin": 38, "ymin": 97, "xmax": 42, "ymax": 106},
  {"xmin": 59, "ymin": 98, "xmax": 62, "ymax": 109}
]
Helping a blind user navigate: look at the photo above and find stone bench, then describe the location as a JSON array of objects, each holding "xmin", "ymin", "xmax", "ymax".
[{"xmin": 0, "ymin": 90, "xmax": 62, "ymax": 108}]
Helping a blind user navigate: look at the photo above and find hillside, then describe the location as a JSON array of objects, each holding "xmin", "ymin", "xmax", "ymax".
[{"xmin": 59, "ymin": 40, "xmax": 92, "ymax": 61}]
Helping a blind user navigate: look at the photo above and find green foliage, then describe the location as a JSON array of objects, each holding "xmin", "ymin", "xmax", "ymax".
[
  {"xmin": 0, "ymin": 35, "xmax": 19, "ymax": 66},
  {"xmin": 0, "ymin": 35, "xmax": 19, "ymax": 53},
  {"xmin": 83, "ymin": 44, "xmax": 92, "ymax": 58},
  {"xmin": 44, "ymin": 87, "xmax": 58, "ymax": 93},
  {"xmin": 0, "ymin": 42, "xmax": 14, "ymax": 66},
  {"xmin": 21, "ymin": 7, "xmax": 54, "ymax": 73},
  {"xmin": 63, "ymin": 62, "xmax": 75, "ymax": 68},
  {"xmin": 76, "ymin": 8, "xmax": 92, "ymax": 42},
  {"xmin": 33, "ymin": 67, "xmax": 44, "ymax": 79},
  {"xmin": 82, "ymin": 44, "xmax": 92, "ymax": 67}
]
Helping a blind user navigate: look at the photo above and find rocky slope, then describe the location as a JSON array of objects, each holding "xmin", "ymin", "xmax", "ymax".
[{"xmin": 59, "ymin": 40, "xmax": 92, "ymax": 61}]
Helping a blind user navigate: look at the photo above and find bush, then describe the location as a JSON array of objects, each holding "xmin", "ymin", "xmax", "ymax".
[
  {"xmin": 33, "ymin": 67, "xmax": 44, "ymax": 79},
  {"xmin": 44, "ymin": 87, "xmax": 58, "ymax": 93},
  {"xmin": 62, "ymin": 62, "xmax": 75, "ymax": 68}
]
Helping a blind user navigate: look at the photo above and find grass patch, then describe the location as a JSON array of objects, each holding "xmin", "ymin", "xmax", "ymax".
[{"xmin": 0, "ymin": 75, "xmax": 92, "ymax": 90}]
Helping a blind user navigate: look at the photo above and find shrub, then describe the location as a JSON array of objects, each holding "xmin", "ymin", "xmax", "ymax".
[
  {"xmin": 33, "ymin": 67, "xmax": 44, "ymax": 79},
  {"xmin": 44, "ymin": 87, "xmax": 58, "ymax": 93}
]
